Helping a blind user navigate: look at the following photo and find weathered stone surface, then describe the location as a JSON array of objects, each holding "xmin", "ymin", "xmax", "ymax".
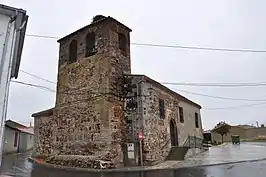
[
  {"xmin": 33, "ymin": 16, "xmax": 131, "ymax": 168},
  {"xmin": 32, "ymin": 109, "xmax": 55, "ymax": 158},
  {"xmin": 125, "ymin": 75, "xmax": 203, "ymax": 165},
  {"xmin": 46, "ymin": 155, "xmax": 115, "ymax": 169},
  {"xmin": 32, "ymin": 16, "xmax": 203, "ymax": 169}
]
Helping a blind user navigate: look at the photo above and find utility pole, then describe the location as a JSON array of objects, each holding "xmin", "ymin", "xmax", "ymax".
[
  {"xmin": 136, "ymin": 77, "xmax": 144, "ymax": 166},
  {"xmin": 0, "ymin": 5, "xmax": 28, "ymax": 166},
  {"xmin": 122, "ymin": 75, "xmax": 145, "ymax": 166}
]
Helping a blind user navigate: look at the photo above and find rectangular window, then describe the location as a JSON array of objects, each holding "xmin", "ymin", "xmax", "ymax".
[
  {"xmin": 14, "ymin": 132, "xmax": 18, "ymax": 147},
  {"xmin": 179, "ymin": 107, "xmax": 184, "ymax": 123},
  {"xmin": 118, "ymin": 33, "xmax": 127, "ymax": 52},
  {"xmin": 159, "ymin": 99, "xmax": 165, "ymax": 119},
  {"xmin": 195, "ymin": 112, "xmax": 199, "ymax": 128}
]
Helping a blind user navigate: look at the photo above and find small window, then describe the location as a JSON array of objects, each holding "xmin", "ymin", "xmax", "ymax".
[
  {"xmin": 69, "ymin": 40, "xmax": 78, "ymax": 63},
  {"xmin": 195, "ymin": 112, "xmax": 199, "ymax": 128},
  {"xmin": 91, "ymin": 134, "xmax": 94, "ymax": 141},
  {"xmin": 159, "ymin": 99, "xmax": 165, "ymax": 119},
  {"xmin": 118, "ymin": 33, "xmax": 126, "ymax": 52},
  {"xmin": 179, "ymin": 107, "xmax": 184, "ymax": 123},
  {"xmin": 85, "ymin": 32, "xmax": 96, "ymax": 57}
]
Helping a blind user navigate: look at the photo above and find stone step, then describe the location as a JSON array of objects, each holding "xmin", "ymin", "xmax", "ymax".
[{"xmin": 166, "ymin": 147, "xmax": 189, "ymax": 161}]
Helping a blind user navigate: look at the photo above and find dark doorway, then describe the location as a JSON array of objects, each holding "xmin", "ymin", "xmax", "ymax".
[{"xmin": 170, "ymin": 119, "xmax": 178, "ymax": 146}]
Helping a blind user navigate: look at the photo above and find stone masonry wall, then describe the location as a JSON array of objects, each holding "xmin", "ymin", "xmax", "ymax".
[
  {"xmin": 33, "ymin": 18, "xmax": 132, "ymax": 168},
  {"xmin": 140, "ymin": 79, "xmax": 202, "ymax": 164},
  {"xmin": 33, "ymin": 109, "xmax": 54, "ymax": 158}
]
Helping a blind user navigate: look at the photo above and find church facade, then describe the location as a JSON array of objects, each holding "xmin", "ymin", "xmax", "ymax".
[{"xmin": 32, "ymin": 15, "xmax": 203, "ymax": 168}]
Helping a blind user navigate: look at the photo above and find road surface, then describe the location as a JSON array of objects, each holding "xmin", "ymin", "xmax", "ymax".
[{"xmin": 1, "ymin": 142, "xmax": 266, "ymax": 176}]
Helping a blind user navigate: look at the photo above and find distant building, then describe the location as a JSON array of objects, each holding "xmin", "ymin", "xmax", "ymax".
[
  {"xmin": 32, "ymin": 15, "xmax": 203, "ymax": 168},
  {"xmin": 3, "ymin": 120, "xmax": 34, "ymax": 154},
  {"xmin": 211, "ymin": 124, "xmax": 266, "ymax": 142}
]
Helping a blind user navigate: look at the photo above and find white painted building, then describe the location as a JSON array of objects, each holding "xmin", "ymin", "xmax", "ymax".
[
  {"xmin": 0, "ymin": 4, "xmax": 28, "ymax": 165},
  {"xmin": 3, "ymin": 120, "xmax": 34, "ymax": 154}
]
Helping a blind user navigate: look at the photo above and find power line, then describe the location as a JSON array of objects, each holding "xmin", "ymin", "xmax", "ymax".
[
  {"xmin": 205, "ymin": 102, "xmax": 266, "ymax": 110},
  {"xmin": 11, "ymin": 80, "xmax": 55, "ymax": 92},
  {"xmin": 25, "ymin": 34, "xmax": 266, "ymax": 53},
  {"xmin": 20, "ymin": 70, "xmax": 57, "ymax": 84},
  {"xmin": 11, "ymin": 80, "xmax": 266, "ymax": 110},
  {"xmin": 19, "ymin": 69, "xmax": 266, "ymax": 88},
  {"xmin": 171, "ymin": 88, "xmax": 266, "ymax": 102},
  {"xmin": 12, "ymin": 77, "xmax": 266, "ymax": 102},
  {"xmin": 26, "ymin": 34, "xmax": 59, "ymax": 39},
  {"xmin": 131, "ymin": 43, "xmax": 266, "ymax": 53},
  {"xmin": 17, "ymin": 70, "xmax": 266, "ymax": 101},
  {"xmin": 163, "ymin": 82, "xmax": 266, "ymax": 87}
]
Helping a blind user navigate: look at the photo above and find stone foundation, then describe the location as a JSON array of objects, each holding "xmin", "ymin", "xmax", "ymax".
[{"xmin": 46, "ymin": 155, "xmax": 115, "ymax": 169}]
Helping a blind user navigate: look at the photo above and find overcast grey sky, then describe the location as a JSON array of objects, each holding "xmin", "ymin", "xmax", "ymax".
[{"xmin": 2, "ymin": 0, "xmax": 266, "ymax": 129}]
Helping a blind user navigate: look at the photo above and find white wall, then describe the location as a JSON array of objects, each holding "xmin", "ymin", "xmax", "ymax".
[
  {"xmin": 26, "ymin": 133, "xmax": 34, "ymax": 150},
  {"xmin": 3, "ymin": 127, "xmax": 19, "ymax": 153},
  {"xmin": 177, "ymin": 101, "xmax": 203, "ymax": 145},
  {"xmin": 3, "ymin": 126, "xmax": 34, "ymax": 154}
]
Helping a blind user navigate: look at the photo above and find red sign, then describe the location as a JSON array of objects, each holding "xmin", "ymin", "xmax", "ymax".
[{"xmin": 138, "ymin": 132, "xmax": 143, "ymax": 141}]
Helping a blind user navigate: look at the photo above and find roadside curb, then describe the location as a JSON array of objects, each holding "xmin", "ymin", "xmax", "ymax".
[
  {"xmin": 28, "ymin": 157, "xmax": 147, "ymax": 172},
  {"xmin": 179, "ymin": 157, "xmax": 266, "ymax": 169},
  {"xmin": 28, "ymin": 157, "xmax": 266, "ymax": 172}
]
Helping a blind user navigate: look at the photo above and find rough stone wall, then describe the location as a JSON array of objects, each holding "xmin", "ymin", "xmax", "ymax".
[
  {"xmin": 140, "ymin": 81, "xmax": 178, "ymax": 164},
  {"xmin": 139, "ymin": 79, "xmax": 202, "ymax": 164},
  {"xmin": 33, "ymin": 110, "xmax": 55, "ymax": 158},
  {"xmin": 33, "ymin": 18, "xmax": 132, "ymax": 167}
]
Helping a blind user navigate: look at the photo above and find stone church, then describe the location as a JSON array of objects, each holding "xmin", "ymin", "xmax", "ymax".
[{"xmin": 32, "ymin": 15, "xmax": 203, "ymax": 168}]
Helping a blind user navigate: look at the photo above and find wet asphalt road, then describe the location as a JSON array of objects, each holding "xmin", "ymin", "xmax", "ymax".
[
  {"xmin": 2, "ymin": 157, "xmax": 266, "ymax": 177},
  {"xmin": 1, "ymin": 142, "xmax": 266, "ymax": 177}
]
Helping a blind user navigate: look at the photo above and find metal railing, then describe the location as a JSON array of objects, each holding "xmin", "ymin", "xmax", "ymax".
[{"xmin": 183, "ymin": 135, "xmax": 203, "ymax": 149}]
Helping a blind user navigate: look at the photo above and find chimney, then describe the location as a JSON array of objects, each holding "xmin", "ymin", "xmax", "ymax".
[{"xmin": 30, "ymin": 122, "xmax": 32, "ymax": 127}]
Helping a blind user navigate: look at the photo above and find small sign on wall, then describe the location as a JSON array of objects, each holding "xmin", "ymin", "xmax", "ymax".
[
  {"xmin": 127, "ymin": 143, "xmax": 135, "ymax": 159},
  {"xmin": 127, "ymin": 143, "xmax": 134, "ymax": 151}
]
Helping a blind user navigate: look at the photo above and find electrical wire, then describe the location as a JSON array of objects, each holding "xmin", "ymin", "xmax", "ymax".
[
  {"xmin": 11, "ymin": 80, "xmax": 55, "ymax": 92},
  {"xmin": 131, "ymin": 42, "xmax": 266, "ymax": 53},
  {"xmin": 25, "ymin": 34, "xmax": 266, "ymax": 53},
  {"xmin": 18, "ymin": 70, "xmax": 266, "ymax": 101},
  {"xmin": 20, "ymin": 69, "xmax": 266, "ymax": 88},
  {"xmin": 11, "ymin": 80, "xmax": 266, "ymax": 110},
  {"xmin": 26, "ymin": 34, "xmax": 59, "ymax": 39},
  {"xmin": 205, "ymin": 102, "xmax": 266, "ymax": 110},
  {"xmin": 162, "ymin": 82, "xmax": 266, "ymax": 87},
  {"xmin": 20, "ymin": 70, "xmax": 57, "ymax": 84},
  {"xmin": 170, "ymin": 88, "xmax": 266, "ymax": 102}
]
